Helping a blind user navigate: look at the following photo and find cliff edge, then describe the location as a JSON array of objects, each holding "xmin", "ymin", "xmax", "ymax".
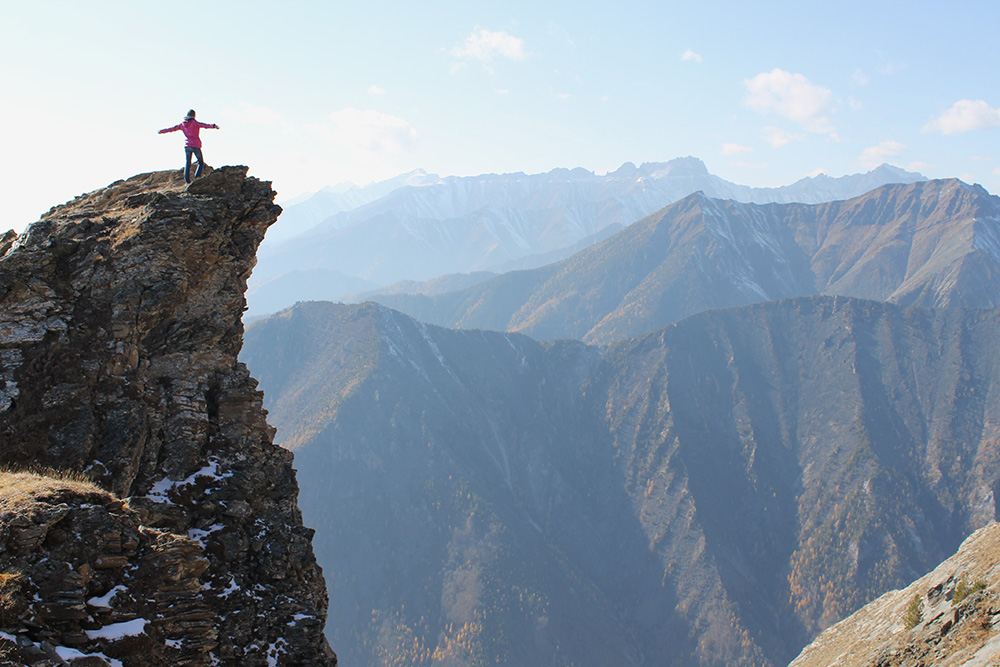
[{"xmin": 0, "ymin": 167, "xmax": 334, "ymax": 665}]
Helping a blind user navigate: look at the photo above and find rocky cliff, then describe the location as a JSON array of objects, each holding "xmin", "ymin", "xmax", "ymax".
[
  {"xmin": 790, "ymin": 522, "xmax": 1000, "ymax": 667},
  {"xmin": 0, "ymin": 167, "xmax": 334, "ymax": 665}
]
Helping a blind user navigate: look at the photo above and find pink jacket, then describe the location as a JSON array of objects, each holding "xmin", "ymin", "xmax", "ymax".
[{"xmin": 159, "ymin": 118, "xmax": 218, "ymax": 148}]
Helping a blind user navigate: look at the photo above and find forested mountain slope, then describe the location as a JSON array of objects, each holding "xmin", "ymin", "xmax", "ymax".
[{"xmin": 243, "ymin": 296, "xmax": 1000, "ymax": 666}]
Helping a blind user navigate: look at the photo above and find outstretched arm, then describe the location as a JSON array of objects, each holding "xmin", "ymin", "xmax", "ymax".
[{"xmin": 158, "ymin": 124, "xmax": 182, "ymax": 134}]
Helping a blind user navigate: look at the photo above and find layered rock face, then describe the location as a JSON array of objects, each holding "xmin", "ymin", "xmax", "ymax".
[
  {"xmin": 0, "ymin": 471, "xmax": 212, "ymax": 665},
  {"xmin": 0, "ymin": 168, "xmax": 333, "ymax": 665}
]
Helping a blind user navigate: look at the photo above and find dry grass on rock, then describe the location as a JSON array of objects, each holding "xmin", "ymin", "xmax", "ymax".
[{"xmin": 0, "ymin": 469, "xmax": 111, "ymax": 515}]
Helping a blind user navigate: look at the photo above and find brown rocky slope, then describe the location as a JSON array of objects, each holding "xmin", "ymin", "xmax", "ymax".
[
  {"xmin": 0, "ymin": 167, "xmax": 334, "ymax": 665},
  {"xmin": 790, "ymin": 521, "xmax": 1000, "ymax": 667}
]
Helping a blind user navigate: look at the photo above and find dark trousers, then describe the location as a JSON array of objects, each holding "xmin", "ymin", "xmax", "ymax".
[{"xmin": 184, "ymin": 146, "xmax": 205, "ymax": 183}]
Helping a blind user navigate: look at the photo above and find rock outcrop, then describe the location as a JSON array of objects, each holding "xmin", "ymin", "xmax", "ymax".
[
  {"xmin": 789, "ymin": 522, "xmax": 1000, "ymax": 667},
  {"xmin": 0, "ymin": 167, "xmax": 334, "ymax": 665}
]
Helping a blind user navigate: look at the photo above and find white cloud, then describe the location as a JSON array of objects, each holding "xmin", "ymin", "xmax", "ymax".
[
  {"xmin": 762, "ymin": 126, "xmax": 804, "ymax": 148},
  {"xmin": 849, "ymin": 97, "xmax": 863, "ymax": 111},
  {"xmin": 452, "ymin": 28, "xmax": 526, "ymax": 62},
  {"xmin": 681, "ymin": 49, "xmax": 703, "ymax": 63},
  {"xmin": 744, "ymin": 68, "xmax": 834, "ymax": 134},
  {"xmin": 852, "ymin": 69, "xmax": 870, "ymax": 86},
  {"xmin": 722, "ymin": 143, "xmax": 753, "ymax": 156},
  {"xmin": 994, "ymin": 167, "xmax": 1000, "ymax": 176},
  {"xmin": 305, "ymin": 108, "xmax": 418, "ymax": 155},
  {"xmin": 880, "ymin": 61, "xmax": 905, "ymax": 75},
  {"xmin": 220, "ymin": 102, "xmax": 290, "ymax": 130},
  {"xmin": 548, "ymin": 22, "xmax": 575, "ymax": 48},
  {"xmin": 922, "ymin": 99, "xmax": 1000, "ymax": 135},
  {"xmin": 368, "ymin": 85, "xmax": 386, "ymax": 95},
  {"xmin": 860, "ymin": 140, "xmax": 906, "ymax": 169},
  {"xmin": 494, "ymin": 88, "xmax": 509, "ymax": 95}
]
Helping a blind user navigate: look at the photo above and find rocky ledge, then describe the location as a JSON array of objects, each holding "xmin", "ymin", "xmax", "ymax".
[
  {"xmin": 0, "ymin": 167, "xmax": 334, "ymax": 665},
  {"xmin": 790, "ymin": 522, "xmax": 1000, "ymax": 667}
]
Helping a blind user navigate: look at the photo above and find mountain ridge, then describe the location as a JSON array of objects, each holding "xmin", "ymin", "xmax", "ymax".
[{"xmin": 272, "ymin": 160, "xmax": 922, "ymax": 247}]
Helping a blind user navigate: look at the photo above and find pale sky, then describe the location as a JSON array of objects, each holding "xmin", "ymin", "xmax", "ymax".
[{"xmin": 3, "ymin": 0, "xmax": 999, "ymax": 232}]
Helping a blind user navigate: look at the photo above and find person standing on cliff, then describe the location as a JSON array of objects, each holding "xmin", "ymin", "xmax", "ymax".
[{"xmin": 158, "ymin": 110, "xmax": 219, "ymax": 184}]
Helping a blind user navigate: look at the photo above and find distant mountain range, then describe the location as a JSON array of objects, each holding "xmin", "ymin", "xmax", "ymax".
[
  {"xmin": 370, "ymin": 179, "xmax": 1000, "ymax": 343},
  {"xmin": 246, "ymin": 159, "xmax": 924, "ymax": 317},
  {"xmin": 242, "ymin": 296, "xmax": 1000, "ymax": 666}
]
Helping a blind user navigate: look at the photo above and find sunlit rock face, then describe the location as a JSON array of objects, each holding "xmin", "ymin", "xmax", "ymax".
[{"xmin": 790, "ymin": 522, "xmax": 1000, "ymax": 667}]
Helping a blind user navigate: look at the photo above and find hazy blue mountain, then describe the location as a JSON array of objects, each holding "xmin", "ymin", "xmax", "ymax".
[
  {"xmin": 244, "ymin": 268, "xmax": 377, "ymax": 318},
  {"xmin": 267, "ymin": 169, "xmax": 442, "ymax": 244},
  {"xmin": 248, "ymin": 160, "xmax": 924, "ymax": 314},
  {"xmin": 370, "ymin": 179, "xmax": 1000, "ymax": 343},
  {"xmin": 347, "ymin": 271, "xmax": 498, "ymax": 302},
  {"xmin": 242, "ymin": 297, "xmax": 1000, "ymax": 667}
]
